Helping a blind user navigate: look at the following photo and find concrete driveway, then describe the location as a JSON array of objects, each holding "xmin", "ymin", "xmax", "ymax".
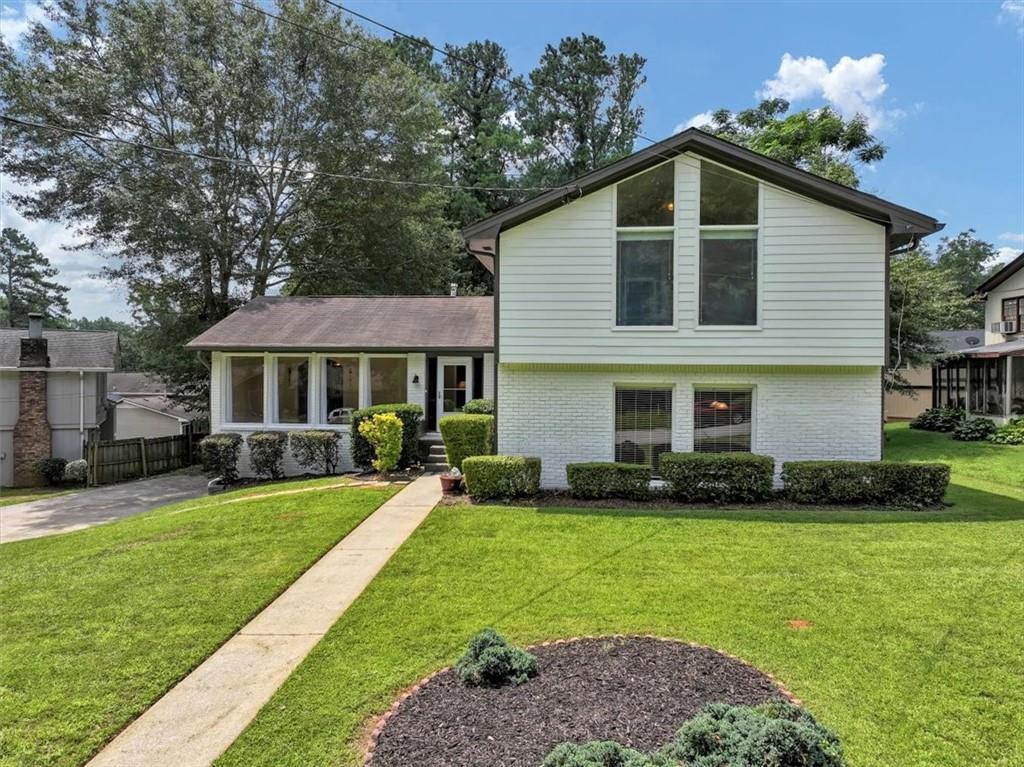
[{"xmin": 0, "ymin": 471, "xmax": 211, "ymax": 543}]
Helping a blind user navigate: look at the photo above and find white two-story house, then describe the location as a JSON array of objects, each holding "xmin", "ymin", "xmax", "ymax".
[
  {"xmin": 190, "ymin": 130, "xmax": 942, "ymax": 485},
  {"xmin": 464, "ymin": 129, "xmax": 942, "ymax": 486},
  {"xmin": 931, "ymin": 251, "xmax": 1024, "ymax": 420}
]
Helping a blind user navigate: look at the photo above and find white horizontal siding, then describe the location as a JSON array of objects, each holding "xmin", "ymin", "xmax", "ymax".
[
  {"xmin": 498, "ymin": 152, "xmax": 887, "ymax": 366},
  {"xmin": 984, "ymin": 266, "xmax": 1024, "ymax": 345}
]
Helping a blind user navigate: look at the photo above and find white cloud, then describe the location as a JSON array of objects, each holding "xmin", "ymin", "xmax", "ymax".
[
  {"xmin": 1, "ymin": 179, "xmax": 129, "ymax": 320},
  {"xmin": 998, "ymin": 231, "xmax": 1024, "ymax": 245},
  {"xmin": 1000, "ymin": 0, "xmax": 1024, "ymax": 32},
  {"xmin": 995, "ymin": 246, "xmax": 1021, "ymax": 265},
  {"xmin": 759, "ymin": 53, "xmax": 905, "ymax": 130},
  {"xmin": 673, "ymin": 111, "xmax": 715, "ymax": 134},
  {"xmin": 1, "ymin": 2, "xmax": 53, "ymax": 47}
]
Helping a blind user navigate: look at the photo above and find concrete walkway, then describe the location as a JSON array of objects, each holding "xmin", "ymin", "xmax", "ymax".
[
  {"xmin": 87, "ymin": 473, "xmax": 442, "ymax": 767},
  {"xmin": 0, "ymin": 471, "xmax": 210, "ymax": 543}
]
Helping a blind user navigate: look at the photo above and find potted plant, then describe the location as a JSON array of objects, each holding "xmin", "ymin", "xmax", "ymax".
[{"xmin": 440, "ymin": 466, "xmax": 462, "ymax": 493}]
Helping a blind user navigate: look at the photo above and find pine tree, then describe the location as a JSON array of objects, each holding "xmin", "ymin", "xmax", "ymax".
[{"xmin": 0, "ymin": 227, "xmax": 70, "ymax": 328}]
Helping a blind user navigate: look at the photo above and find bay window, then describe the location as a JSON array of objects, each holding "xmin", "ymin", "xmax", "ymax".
[
  {"xmin": 698, "ymin": 163, "xmax": 759, "ymax": 326},
  {"xmin": 229, "ymin": 356, "xmax": 264, "ymax": 424},
  {"xmin": 616, "ymin": 163, "xmax": 675, "ymax": 327}
]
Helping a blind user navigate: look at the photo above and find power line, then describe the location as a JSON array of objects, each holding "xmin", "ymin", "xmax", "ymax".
[{"xmin": 0, "ymin": 114, "xmax": 565, "ymax": 193}]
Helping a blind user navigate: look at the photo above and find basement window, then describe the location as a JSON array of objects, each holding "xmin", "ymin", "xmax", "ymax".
[
  {"xmin": 693, "ymin": 388, "xmax": 753, "ymax": 453},
  {"xmin": 614, "ymin": 387, "xmax": 673, "ymax": 473}
]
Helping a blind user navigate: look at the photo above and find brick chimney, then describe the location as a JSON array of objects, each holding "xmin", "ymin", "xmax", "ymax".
[{"xmin": 13, "ymin": 312, "xmax": 52, "ymax": 487}]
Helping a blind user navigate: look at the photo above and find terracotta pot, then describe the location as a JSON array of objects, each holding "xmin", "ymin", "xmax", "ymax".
[{"xmin": 439, "ymin": 474, "xmax": 462, "ymax": 494}]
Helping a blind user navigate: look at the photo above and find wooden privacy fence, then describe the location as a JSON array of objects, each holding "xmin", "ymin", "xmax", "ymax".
[{"xmin": 85, "ymin": 432, "xmax": 208, "ymax": 486}]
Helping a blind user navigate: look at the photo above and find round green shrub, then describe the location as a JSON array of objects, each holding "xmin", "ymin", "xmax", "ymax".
[
  {"xmin": 455, "ymin": 628, "xmax": 537, "ymax": 687},
  {"xmin": 542, "ymin": 741, "xmax": 655, "ymax": 767},
  {"xmin": 33, "ymin": 457, "xmax": 68, "ymax": 486},
  {"xmin": 989, "ymin": 416, "xmax": 1024, "ymax": 444},
  {"xmin": 351, "ymin": 403, "xmax": 423, "ymax": 469},
  {"xmin": 909, "ymin": 407, "xmax": 965, "ymax": 432},
  {"xmin": 289, "ymin": 430, "xmax": 341, "ymax": 475},
  {"xmin": 63, "ymin": 458, "xmax": 89, "ymax": 486},
  {"xmin": 951, "ymin": 417, "xmax": 997, "ymax": 441},
  {"xmin": 246, "ymin": 431, "xmax": 288, "ymax": 479},
  {"xmin": 200, "ymin": 433, "xmax": 243, "ymax": 483},
  {"xmin": 463, "ymin": 398, "xmax": 495, "ymax": 415}
]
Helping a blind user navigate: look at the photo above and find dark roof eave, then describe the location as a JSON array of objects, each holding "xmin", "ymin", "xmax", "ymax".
[
  {"xmin": 185, "ymin": 344, "xmax": 494, "ymax": 353},
  {"xmin": 462, "ymin": 128, "xmax": 942, "ymax": 245}
]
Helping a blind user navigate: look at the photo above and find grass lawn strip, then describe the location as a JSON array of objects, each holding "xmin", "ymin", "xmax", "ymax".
[
  {"xmin": 216, "ymin": 426, "xmax": 1023, "ymax": 767},
  {"xmin": 0, "ymin": 477, "xmax": 399, "ymax": 767}
]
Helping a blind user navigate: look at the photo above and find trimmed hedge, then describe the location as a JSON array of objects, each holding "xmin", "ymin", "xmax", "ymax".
[
  {"xmin": 351, "ymin": 403, "xmax": 423, "ymax": 469},
  {"xmin": 463, "ymin": 398, "xmax": 495, "ymax": 415},
  {"xmin": 910, "ymin": 407, "xmax": 965, "ymax": 432},
  {"xmin": 463, "ymin": 455, "xmax": 541, "ymax": 500},
  {"xmin": 34, "ymin": 457, "xmax": 68, "ymax": 486},
  {"xmin": 246, "ymin": 431, "xmax": 288, "ymax": 479},
  {"xmin": 439, "ymin": 414, "xmax": 495, "ymax": 471},
  {"xmin": 660, "ymin": 452, "xmax": 774, "ymax": 503},
  {"xmin": 454, "ymin": 628, "xmax": 537, "ymax": 687},
  {"xmin": 781, "ymin": 460, "xmax": 950, "ymax": 508},
  {"xmin": 566, "ymin": 462, "xmax": 651, "ymax": 500},
  {"xmin": 952, "ymin": 417, "xmax": 996, "ymax": 441},
  {"xmin": 289, "ymin": 430, "xmax": 341, "ymax": 475},
  {"xmin": 200, "ymin": 433, "xmax": 243, "ymax": 483}
]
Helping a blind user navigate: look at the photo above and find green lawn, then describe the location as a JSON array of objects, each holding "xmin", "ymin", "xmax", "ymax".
[
  {"xmin": 0, "ymin": 478, "xmax": 398, "ymax": 767},
  {"xmin": 217, "ymin": 426, "xmax": 1024, "ymax": 767},
  {"xmin": 0, "ymin": 486, "xmax": 75, "ymax": 507}
]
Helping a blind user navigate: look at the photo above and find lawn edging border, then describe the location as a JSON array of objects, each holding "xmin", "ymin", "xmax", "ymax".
[{"xmin": 360, "ymin": 634, "xmax": 802, "ymax": 766}]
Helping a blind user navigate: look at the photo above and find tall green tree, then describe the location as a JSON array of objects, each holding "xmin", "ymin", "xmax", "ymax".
[
  {"xmin": 0, "ymin": 227, "xmax": 70, "ymax": 328},
  {"xmin": 517, "ymin": 34, "xmax": 646, "ymax": 186},
  {"xmin": 699, "ymin": 98, "xmax": 885, "ymax": 188},
  {"xmin": 888, "ymin": 248, "xmax": 976, "ymax": 392},
  {"xmin": 1, "ymin": 0, "xmax": 455, "ymax": 402},
  {"xmin": 934, "ymin": 230, "xmax": 1000, "ymax": 325}
]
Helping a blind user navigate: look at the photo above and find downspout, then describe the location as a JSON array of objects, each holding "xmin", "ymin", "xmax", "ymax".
[{"xmin": 79, "ymin": 370, "xmax": 85, "ymax": 453}]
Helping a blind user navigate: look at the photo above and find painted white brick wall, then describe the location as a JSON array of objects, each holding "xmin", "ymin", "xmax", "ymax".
[{"xmin": 498, "ymin": 366, "xmax": 881, "ymax": 488}]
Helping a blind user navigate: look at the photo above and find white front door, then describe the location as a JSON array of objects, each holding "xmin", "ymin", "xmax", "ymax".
[{"xmin": 437, "ymin": 357, "xmax": 473, "ymax": 417}]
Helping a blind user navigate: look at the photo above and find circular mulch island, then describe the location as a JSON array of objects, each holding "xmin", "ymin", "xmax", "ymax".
[{"xmin": 365, "ymin": 636, "xmax": 794, "ymax": 767}]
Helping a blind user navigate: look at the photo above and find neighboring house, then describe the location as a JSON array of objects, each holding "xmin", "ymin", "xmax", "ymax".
[
  {"xmin": 0, "ymin": 314, "xmax": 118, "ymax": 487},
  {"xmin": 885, "ymin": 330, "xmax": 983, "ymax": 420},
  {"xmin": 932, "ymin": 252, "xmax": 1024, "ymax": 420},
  {"xmin": 189, "ymin": 129, "xmax": 942, "ymax": 486},
  {"xmin": 106, "ymin": 373, "xmax": 206, "ymax": 440},
  {"xmin": 185, "ymin": 296, "xmax": 493, "ymax": 474}
]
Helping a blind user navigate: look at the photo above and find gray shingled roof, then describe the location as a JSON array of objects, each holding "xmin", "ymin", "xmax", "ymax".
[
  {"xmin": 0, "ymin": 329, "xmax": 119, "ymax": 369},
  {"xmin": 931, "ymin": 329, "xmax": 984, "ymax": 354},
  {"xmin": 108, "ymin": 372, "xmax": 169, "ymax": 394},
  {"xmin": 186, "ymin": 296, "xmax": 494, "ymax": 351}
]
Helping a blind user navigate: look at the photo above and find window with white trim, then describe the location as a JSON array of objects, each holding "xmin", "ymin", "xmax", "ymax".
[
  {"xmin": 228, "ymin": 356, "xmax": 264, "ymax": 423},
  {"xmin": 616, "ymin": 163, "xmax": 675, "ymax": 327},
  {"xmin": 699, "ymin": 163, "xmax": 759, "ymax": 326},
  {"xmin": 369, "ymin": 357, "xmax": 407, "ymax": 405},
  {"xmin": 614, "ymin": 387, "xmax": 672, "ymax": 473},
  {"xmin": 693, "ymin": 388, "xmax": 753, "ymax": 453},
  {"xmin": 276, "ymin": 356, "xmax": 309, "ymax": 424},
  {"xmin": 324, "ymin": 356, "xmax": 359, "ymax": 424}
]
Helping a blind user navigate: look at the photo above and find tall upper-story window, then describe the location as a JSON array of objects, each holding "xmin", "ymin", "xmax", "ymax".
[
  {"xmin": 699, "ymin": 163, "xmax": 759, "ymax": 326},
  {"xmin": 616, "ymin": 163, "xmax": 674, "ymax": 326}
]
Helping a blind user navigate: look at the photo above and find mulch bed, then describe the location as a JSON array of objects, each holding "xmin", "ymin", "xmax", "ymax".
[{"xmin": 365, "ymin": 636, "xmax": 792, "ymax": 767}]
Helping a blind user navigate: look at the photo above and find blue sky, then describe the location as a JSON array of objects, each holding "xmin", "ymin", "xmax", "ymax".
[{"xmin": 1, "ymin": 0, "xmax": 1022, "ymax": 320}]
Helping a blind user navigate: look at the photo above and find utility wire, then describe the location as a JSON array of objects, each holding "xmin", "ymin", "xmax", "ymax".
[{"xmin": 0, "ymin": 114, "xmax": 566, "ymax": 193}]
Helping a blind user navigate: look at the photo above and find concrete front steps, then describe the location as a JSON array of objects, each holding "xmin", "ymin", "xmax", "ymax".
[{"xmin": 420, "ymin": 436, "xmax": 448, "ymax": 472}]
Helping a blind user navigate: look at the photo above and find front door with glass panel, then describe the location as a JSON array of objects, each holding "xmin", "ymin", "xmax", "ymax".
[{"xmin": 437, "ymin": 357, "xmax": 473, "ymax": 417}]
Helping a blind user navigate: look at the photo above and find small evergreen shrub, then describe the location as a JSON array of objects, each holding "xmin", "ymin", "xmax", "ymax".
[
  {"xmin": 542, "ymin": 742, "xmax": 655, "ymax": 767},
  {"xmin": 660, "ymin": 700, "xmax": 845, "ymax": 767},
  {"xmin": 952, "ymin": 417, "xmax": 997, "ymax": 441},
  {"xmin": 566, "ymin": 462, "xmax": 651, "ymax": 500},
  {"xmin": 463, "ymin": 455, "xmax": 541, "ymax": 500},
  {"xmin": 358, "ymin": 412, "xmax": 404, "ymax": 474},
  {"xmin": 463, "ymin": 398, "xmax": 495, "ymax": 415},
  {"xmin": 34, "ymin": 457, "xmax": 68, "ymax": 486},
  {"xmin": 909, "ymin": 407, "xmax": 965, "ymax": 432},
  {"xmin": 781, "ymin": 461, "xmax": 950, "ymax": 508},
  {"xmin": 439, "ymin": 414, "xmax": 495, "ymax": 471},
  {"xmin": 454, "ymin": 628, "xmax": 537, "ymax": 687},
  {"xmin": 989, "ymin": 417, "xmax": 1024, "ymax": 445},
  {"xmin": 200, "ymin": 433, "xmax": 243, "ymax": 483},
  {"xmin": 63, "ymin": 458, "xmax": 89, "ymax": 486},
  {"xmin": 246, "ymin": 431, "xmax": 288, "ymax": 479},
  {"xmin": 289, "ymin": 430, "xmax": 342, "ymax": 475},
  {"xmin": 351, "ymin": 403, "xmax": 422, "ymax": 469},
  {"xmin": 660, "ymin": 453, "xmax": 774, "ymax": 503}
]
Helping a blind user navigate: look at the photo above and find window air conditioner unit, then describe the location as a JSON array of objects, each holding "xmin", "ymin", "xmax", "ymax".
[{"xmin": 992, "ymin": 320, "xmax": 1018, "ymax": 333}]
